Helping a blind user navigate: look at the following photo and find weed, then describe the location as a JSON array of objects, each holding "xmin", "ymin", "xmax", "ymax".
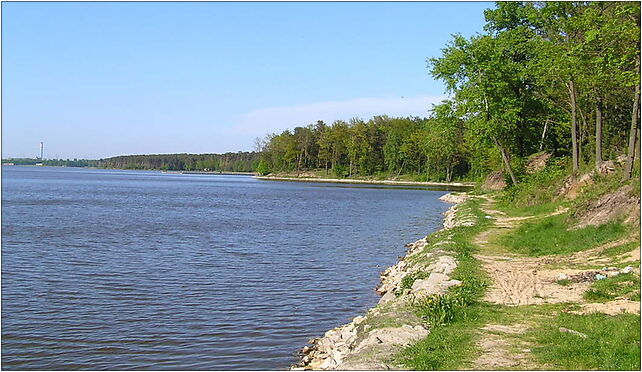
[
  {"xmin": 498, "ymin": 213, "xmax": 629, "ymax": 256},
  {"xmin": 583, "ymin": 273, "xmax": 640, "ymax": 303},
  {"xmin": 397, "ymin": 271, "xmax": 430, "ymax": 296},
  {"xmin": 529, "ymin": 312, "xmax": 641, "ymax": 370}
]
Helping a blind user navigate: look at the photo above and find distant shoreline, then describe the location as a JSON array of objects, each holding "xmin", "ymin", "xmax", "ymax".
[{"xmin": 255, "ymin": 175, "xmax": 474, "ymax": 189}]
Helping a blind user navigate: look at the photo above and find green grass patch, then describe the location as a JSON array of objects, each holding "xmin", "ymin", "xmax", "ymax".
[
  {"xmin": 529, "ymin": 312, "xmax": 641, "ymax": 370},
  {"xmin": 601, "ymin": 241, "xmax": 639, "ymax": 257},
  {"xmin": 556, "ymin": 279, "xmax": 572, "ymax": 286},
  {"xmin": 583, "ymin": 273, "xmax": 640, "ymax": 303},
  {"xmin": 498, "ymin": 213, "xmax": 629, "ymax": 256},
  {"xmin": 397, "ymin": 197, "xmax": 492, "ymax": 370},
  {"xmin": 397, "ymin": 305, "xmax": 484, "ymax": 370},
  {"xmin": 396, "ymin": 271, "xmax": 430, "ymax": 296}
]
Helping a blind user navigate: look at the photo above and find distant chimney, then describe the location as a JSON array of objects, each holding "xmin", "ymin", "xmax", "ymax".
[{"xmin": 39, "ymin": 142, "xmax": 44, "ymax": 160}]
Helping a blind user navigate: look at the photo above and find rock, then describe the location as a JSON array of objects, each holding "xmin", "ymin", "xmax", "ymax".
[
  {"xmin": 622, "ymin": 266, "xmax": 634, "ymax": 274},
  {"xmin": 556, "ymin": 273, "xmax": 569, "ymax": 281},
  {"xmin": 439, "ymin": 192, "xmax": 468, "ymax": 204},
  {"xmin": 598, "ymin": 160, "xmax": 616, "ymax": 174},
  {"xmin": 378, "ymin": 291, "xmax": 396, "ymax": 304},
  {"xmin": 352, "ymin": 316, "xmax": 365, "ymax": 325},
  {"xmin": 429, "ymin": 255, "xmax": 457, "ymax": 275},
  {"xmin": 354, "ymin": 325, "xmax": 429, "ymax": 352},
  {"xmin": 442, "ymin": 279, "xmax": 462, "ymax": 289},
  {"xmin": 595, "ymin": 274, "xmax": 607, "ymax": 280},
  {"xmin": 559, "ymin": 327, "xmax": 588, "ymax": 338},
  {"xmin": 411, "ymin": 272, "xmax": 451, "ymax": 295}
]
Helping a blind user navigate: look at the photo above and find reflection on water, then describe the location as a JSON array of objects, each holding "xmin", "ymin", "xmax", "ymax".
[{"xmin": 2, "ymin": 166, "xmax": 450, "ymax": 370}]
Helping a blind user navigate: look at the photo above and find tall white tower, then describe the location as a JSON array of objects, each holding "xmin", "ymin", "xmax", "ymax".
[{"xmin": 39, "ymin": 142, "xmax": 44, "ymax": 160}]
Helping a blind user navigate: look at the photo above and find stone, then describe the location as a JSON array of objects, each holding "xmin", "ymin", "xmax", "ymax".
[
  {"xmin": 354, "ymin": 325, "xmax": 429, "ymax": 352},
  {"xmin": 379, "ymin": 291, "xmax": 396, "ymax": 304},
  {"xmin": 352, "ymin": 315, "xmax": 365, "ymax": 325},
  {"xmin": 411, "ymin": 272, "xmax": 451, "ymax": 295},
  {"xmin": 556, "ymin": 273, "xmax": 569, "ymax": 281},
  {"xmin": 622, "ymin": 266, "xmax": 634, "ymax": 274},
  {"xmin": 559, "ymin": 327, "xmax": 588, "ymax": 338}
]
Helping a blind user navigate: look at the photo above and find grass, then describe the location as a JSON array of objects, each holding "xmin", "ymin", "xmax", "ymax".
[
  {"xmin": 397, "ymin": 197, "xmax": 492, "ymax": 369},
  {"xmin": 397, "ymin": 306, "xmax": 485, "ymax": 370},
  {"xmin": 498, "ymin": 213, "xmax": 629, "ymax": 256},
  {"xmin": 396, "ymin": 271, "xmax": 430, "ymax": 296},
  {"xmin": 396, "ymin": 164, "xmax": 640, "ymax": 370},
  {"xmin": 529, "ymin": 312, "xmax": 641, "ymax": 370},
  {"xmin": 583, "ymin": 273, "xmax": 640, "ymax": 302},
  {"xmin": 496, "ymin": 200, "xmax": 564, "ymax": 218},
  {"xmin": 601, "ymin": 240, "xmax": 639, "ymax": 258}
]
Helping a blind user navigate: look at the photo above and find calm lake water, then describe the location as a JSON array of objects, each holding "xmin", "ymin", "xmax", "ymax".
[{"xmin": 2, "ymin": 166, "xmax": 452, "ymax": 370}]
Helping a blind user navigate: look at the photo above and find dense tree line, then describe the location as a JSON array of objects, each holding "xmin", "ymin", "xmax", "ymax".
[
  {"xmin": 256, "ymin": 115, "xmax": 470, "ymax": 181},
  {"xmin": 101, "ymin": 152, "xmax": 259, "ymax": 172},
  {"xmin": 2, "ymin": 158, "xmax": 101, "ymax": 167},
  {"xmin": 258, "ymin": 1, "xmax": 640, "ymax": 183}
]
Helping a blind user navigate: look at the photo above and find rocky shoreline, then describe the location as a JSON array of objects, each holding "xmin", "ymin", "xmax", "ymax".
[{"xmin": 291, "ymin": 192, "xmax": 472, "ymax": 370}]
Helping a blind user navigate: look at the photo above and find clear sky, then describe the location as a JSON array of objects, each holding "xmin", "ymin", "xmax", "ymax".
[{"xmin": 2, "ymin": 1, "xmax": 492, "ymax": 159}]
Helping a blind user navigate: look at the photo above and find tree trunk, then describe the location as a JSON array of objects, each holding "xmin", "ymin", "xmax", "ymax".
[
  {"xmin": 595, "ymin": 97, "xmax": 603, "ymax": 169},
  {"xmin": 425, "ymin": 155, "xmax": 430, "ymax": 181},
  {"xmin": 568, "ymin": 80, "xmax": 580, "ymax": 173},
  {"xmin": 579, "ymin": 104, "xmax": 588, "ymax": 162},
  {"xmin": 539, "ymin": 119, "xmax": 549, "ymax": 151},
  {"xmin": 349, "ymin": 158, "xmax": 353, "ymax": 178},
  {"xmin": 624, "ymin": 77, "xmax": 641, "ymax": 180},
  {"xmin": 396, "ymin": 159, "xmax": 406, "ymax": 178},
  {"xmin": 493, "ymin": 136, "xmax": 518, "ymax": 186}
]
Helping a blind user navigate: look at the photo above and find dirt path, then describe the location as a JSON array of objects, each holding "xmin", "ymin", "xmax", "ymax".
[
  {"xmin": 469, "ymin": 197, "xmax": 640, "ymax": 369},
  {"xmin": 471, "ymin": 324, "xmax": 535, "ymax": 370},
  {"xmin": 474, "ymin": 200, "xmax": 589, "ymax": 306}
]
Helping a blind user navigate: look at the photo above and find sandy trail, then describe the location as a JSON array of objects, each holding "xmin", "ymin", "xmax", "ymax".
[
  {"xmin": 470, "ymin": 324, "xmax": 535, "ymax": 370},
  {"xmin": 470, "ymin": 197, "xmax": 640, "ymax": 368},
  {"xmin": 475, "ymin": 199, "xmax": 638, "ymax": 307}
]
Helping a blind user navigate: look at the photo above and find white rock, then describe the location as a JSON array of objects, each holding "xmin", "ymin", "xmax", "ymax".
[
  {"xmin": 556, "ymin": 273, "xmax": 569, "ymax": 281},
  {"xmin": 354, "ymin": 325, "xmax": 429, "ymax": 352},
  {"xmin": 411, "ymin": 272, "xmax": 450, "ymax": 294},
  {"xmin": 622, "ymin": 266, "xmax": 634, "ymax": 274},
  {"xmin": 378, "ymin": 291, "xmax": 396, "ymax": 304}
]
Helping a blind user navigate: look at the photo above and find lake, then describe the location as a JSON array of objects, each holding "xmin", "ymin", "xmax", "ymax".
[{"xmin": 1, "ymin": 166, "xmax": 451, "ymax": 370}]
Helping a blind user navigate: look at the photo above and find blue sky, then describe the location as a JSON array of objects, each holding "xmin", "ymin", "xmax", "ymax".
[{"xmin": 2, "ymin": 1, "xmax": 492, "ymax": 159}]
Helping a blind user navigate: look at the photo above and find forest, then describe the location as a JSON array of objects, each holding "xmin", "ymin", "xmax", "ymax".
[
  {"xmin": 100, "ymin": 152, "xmax": 259, "ymax": 172},
  {"xmin": 2, "ymin": 158, "xmax": 101, "ymax": 167},
  {"xmin": 257, "ymin": 1, "xmax": 640, "ymax": 184}
]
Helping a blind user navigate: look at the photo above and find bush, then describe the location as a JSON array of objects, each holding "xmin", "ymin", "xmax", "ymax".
[
  {"xmin": 255, "ymin": 160, "xmax": 271, "ymax": 175},
  {"xmin": 503, "ymin": 156, "xmax": 568, "ymax": 206}
]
